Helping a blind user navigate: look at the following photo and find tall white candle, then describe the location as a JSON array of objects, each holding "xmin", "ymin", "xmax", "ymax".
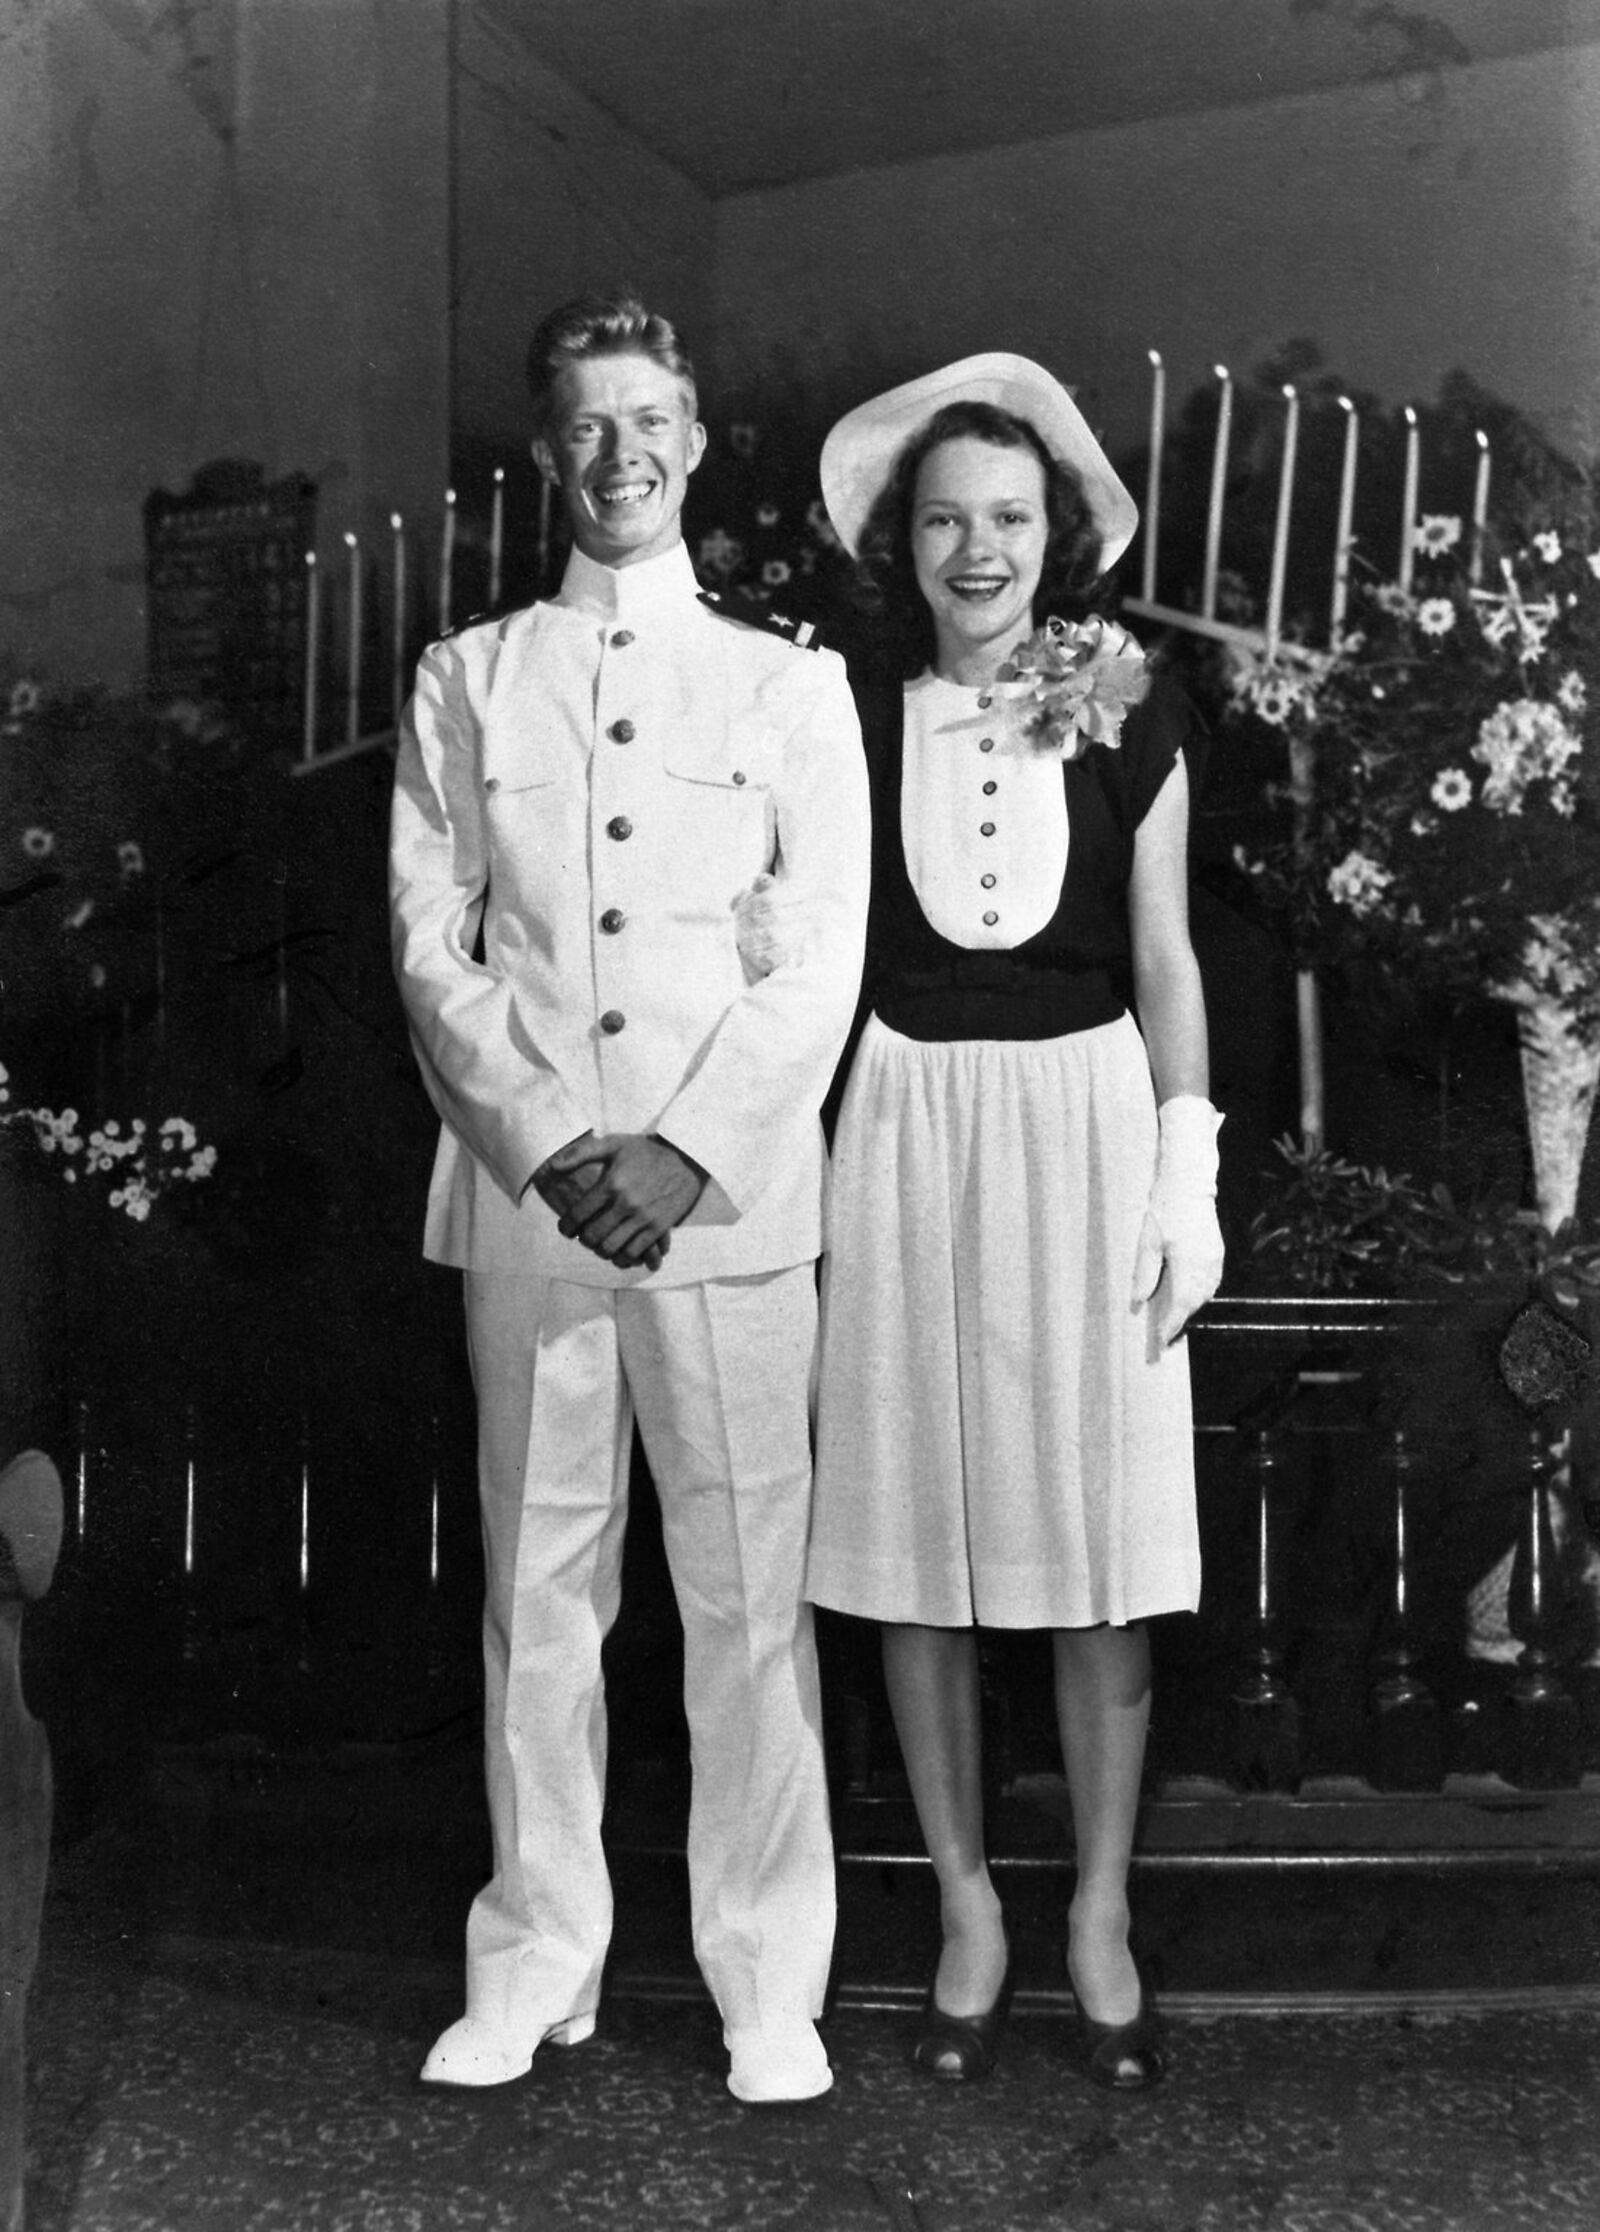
[
  {"xmin": 490, "ymin": 467, "xmax": 506, "ymax": 606},
  {"xmin": 1142, "ymin": 349, "xmax": 1165, "ymax": 604},
  {"xmin": 276, "ymin": 872, "xmax": 290, "ymax": 1053},
  {"xmin": 154, "ymin": 892, "xmax": 167, "ymax": 1051},
  {"xmin": 537, "ymin": 475, "xmax": 553, "ymax": 590},
  {"xmin": 1201, "ymin": 365, "xmax": 1233, "ymax": 620},
  {"xmin": 1265, "ymin": 384, "xmax": 1300, "ymax": 651},
  {"xmin": 300, "ymin": 1428, "xmax": 311, "ymax": 1593},
  {"xmin": 440, "ymin": 487, "xmax": 457, "ymax": 633},
  {"xmin": 301, "ymin": 551, "xmax": 319, "ymax": 762},
  {"xmin": 1330, "ymin": 397, "xmax": 1358, "ymax": 641},
  {"xmin": 1398, "ymin": 407, "xmax": 1419, "ymax": 594},
  {"xmin": 391, "ymin": 512, "xmax": 407, "ymax": 728},
  {"xmin": 1470, "ymin": 429, "xmax": 1491, "ymax": 585},
  {"xmin": 1288, "ymin": 730, "xmax": 1326, "ymax": 1150},
  {"xmin": 344, "ymin": 531, "xmax": 362, "ymax": 747},
  {"xmin": 184, "ymin": 1430, "xmax": 196, "ymax": 1577}
]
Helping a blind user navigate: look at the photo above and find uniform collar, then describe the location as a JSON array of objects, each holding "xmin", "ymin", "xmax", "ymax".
[{"xmin": 555, "ymin": 540, "xmax": 700, "ymax": 622}]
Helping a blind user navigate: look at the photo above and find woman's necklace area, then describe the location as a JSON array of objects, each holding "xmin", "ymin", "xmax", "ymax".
[{"xmin": 927, "ymin": 664, "xmax": 1004, "ymax": 712}]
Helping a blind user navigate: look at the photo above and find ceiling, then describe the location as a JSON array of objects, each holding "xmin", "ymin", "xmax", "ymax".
[{"xmin": 483, "ymin": 0, "xmax": 1600, "ymax": 197}]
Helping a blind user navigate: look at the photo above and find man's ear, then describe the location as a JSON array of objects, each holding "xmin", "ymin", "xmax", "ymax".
[
  {"xmin": 531, "ymin": 437, "xmax": 559, "ymax": 485},
  {"xmin": 686, "ymin": 420, "xmax": 708, "ymax": 475}
]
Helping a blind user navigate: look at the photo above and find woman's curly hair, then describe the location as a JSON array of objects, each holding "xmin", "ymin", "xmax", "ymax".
[{"xmin": 851, "ymin": 400, "xmax": 1104, "ymax": 677}]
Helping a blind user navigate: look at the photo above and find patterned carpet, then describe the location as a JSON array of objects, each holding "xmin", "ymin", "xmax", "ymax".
[
  {"xmin": 19, "ymin": 1723, "xmax": 1600, "ymax": 2230},
  {"xmin": 25, "ymin": 1919, "xmax": 1600, "ymax": 2232}
]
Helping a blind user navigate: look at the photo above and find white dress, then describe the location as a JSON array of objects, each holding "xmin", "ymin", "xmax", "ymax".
[{"xmin": 806, "ymin": 671, "xmax": 1201, "ymax": 1630}]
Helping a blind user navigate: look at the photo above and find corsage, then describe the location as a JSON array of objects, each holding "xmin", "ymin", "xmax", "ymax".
[{"xmin": 993, "ymin": 615, "xmax": 1151, "ymax": 757}]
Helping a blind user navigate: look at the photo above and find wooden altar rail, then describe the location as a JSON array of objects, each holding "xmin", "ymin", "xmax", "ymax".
[{"xmin": 29, "ymin": 1296, "xmax": 1598, "ymax": 1874}]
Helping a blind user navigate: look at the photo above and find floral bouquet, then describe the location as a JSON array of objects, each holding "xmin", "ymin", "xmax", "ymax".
[
  {"xmin": 0, "ymin": 1065, "xmax": 217, "ymax": 1222},
  {"xmin": 1227, "ymin": 508, "xmax": 1600, "ymax": 1031},
  {"xmin": 994, "ymin": 616, "xmax": 1151, "ymax": 756}
]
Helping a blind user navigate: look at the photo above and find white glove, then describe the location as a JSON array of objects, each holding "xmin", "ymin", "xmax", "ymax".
[
  {"xmin": 1131, "ymin": 1095, "xmax": 1225, "ymax": 1347},
  {"xmin": 732, "ymin": 871, "xmax": 810, "ymax": 980}
]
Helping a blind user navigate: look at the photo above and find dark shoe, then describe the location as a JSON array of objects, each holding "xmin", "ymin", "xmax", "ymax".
[
  {"xmin": 1069, "ymin": 1976, "xmax": 1166, "ymax": 2091},
  {"xmin": 910, "ymin": 1936, "xmax": 1013, "ymax": 2083}
]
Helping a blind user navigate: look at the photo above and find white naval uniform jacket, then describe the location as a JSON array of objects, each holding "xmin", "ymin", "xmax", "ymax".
[{"xmin": 389, "ymin": 541, "xmax": 870, "ymax": 1286}]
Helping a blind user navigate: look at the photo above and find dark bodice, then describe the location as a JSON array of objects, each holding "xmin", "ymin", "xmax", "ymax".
[{"xmin": 854, "ymin": 665, "xmax": 1199, "ymax": 1042}]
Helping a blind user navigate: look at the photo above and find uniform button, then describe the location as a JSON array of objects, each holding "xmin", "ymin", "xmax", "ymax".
[
  {"xmin": 484, "ymin": 776, "xmax": 500, "ymax": 793},
  {"xmin": 982, "ymin": 910, "xmax": 999, "ymax": 927},
  {"xmin": 980, "ymin": 873, "xmax": 997, "ymax": 890},
  {"xmin": 608, "ymin": 719, "xmax": 636, "ymax": 743},
  {"xmin": 979, "ymin": 737, "xmax": 995, "ymax": 753},
  {"xmin": 599, "ymin": 908, "xmax": 625, "ymax": 934},
  {"xmin": 611, "ymin": 629, "xmax": 635, "ymax": 648},
  {"xmin": 731, "ymin": 769, "xmax": 747, "ymax": 786},
  {"xmin": 979, "ymin": 821, "xmax": 996, "ymax": 836},
  {"xmin": 982, "ymin": 779, "xmax": 997, "ymax": 795},
  {"xmin": 606, "ymin": 816, "xmax": 632, "ymax": 841},
  {"xmin": 599, "ymin": 1009, "xmax": 626, "ymax": 1035}
]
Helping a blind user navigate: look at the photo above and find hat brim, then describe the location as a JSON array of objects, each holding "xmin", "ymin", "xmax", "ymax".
[{"xmin": 819, "ymin": 351, "xmax": 1137, "ymax": 570}]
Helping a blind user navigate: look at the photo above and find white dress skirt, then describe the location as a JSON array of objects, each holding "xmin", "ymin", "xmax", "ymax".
[{"xmin": 807, "ymin": 1008, "xmax": 1202, "ymax": 1630}]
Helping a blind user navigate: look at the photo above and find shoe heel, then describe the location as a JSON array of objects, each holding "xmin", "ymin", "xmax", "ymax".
[{"xmin": 543, "ymin": 2011, "xmax": 596, "ymax": 2048}]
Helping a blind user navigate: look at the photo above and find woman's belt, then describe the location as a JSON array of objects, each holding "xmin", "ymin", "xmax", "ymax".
[{"xmin": 870, "ymin": 955, "xmax": 1125, "ymax": 1042}]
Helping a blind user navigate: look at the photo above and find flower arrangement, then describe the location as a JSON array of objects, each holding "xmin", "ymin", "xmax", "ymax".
[
  {"xmin": 1225, "ymin": 502, "xmax": 1600, "ymax": 1035},
  {"xmin": 1247, "ymin": 1132, "xmax": 1600, "ymax": 1307},
  {"xmin": 2, "ymin": 665, "xmax": 250, "ymax": 1053},
  {"xmin": 0, "ymin": 1063, "xmax": 217, "ymax": 1222},
  {"xmin": 690, "ymin": 418, "xmax": 852, "ymax": 626},
  {"xmin": 994, "ymin": 616, "xmax": 1151, "ymax": 756}
]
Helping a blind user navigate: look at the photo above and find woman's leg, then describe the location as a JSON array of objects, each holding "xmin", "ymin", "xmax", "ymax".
[
  {"xmin": 1052, "ymin": 1621, "xmax": 1152, "ymax": 2027},
  {"xmin": 880, "ymin": 1622, "xmax": 1009, "ymax": 2016}
]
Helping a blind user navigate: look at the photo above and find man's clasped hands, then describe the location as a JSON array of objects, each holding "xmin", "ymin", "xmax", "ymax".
[{"xmin": 530, "ymin": 1131, "xmax": 707, "ymax": 1274}]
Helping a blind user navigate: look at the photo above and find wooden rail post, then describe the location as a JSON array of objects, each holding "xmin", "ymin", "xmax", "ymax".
[
  {"xmin": 1, "ymin": 1450, "xmax": 64, "ymax": 2232},
  {"xmin": 1228, "ymin": 1427, "xmax": 1302, "ymax": 1790},
  {"xmin": 1368, "ymin": 1428, "xmax": 1445, "ymax": 1789},
  {"xmin": 1503, "ymin": 1426, "xmax": 1582, "ymax": 1788}
]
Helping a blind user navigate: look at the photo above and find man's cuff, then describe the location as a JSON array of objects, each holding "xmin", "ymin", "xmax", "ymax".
[{"xmin": 655, "ymin": 1133, "xmax": 738, "ymax": 1228}]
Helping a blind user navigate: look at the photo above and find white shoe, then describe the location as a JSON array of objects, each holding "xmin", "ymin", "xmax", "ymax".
[
  {"xmin": 419, "ymin": 2008, "xmax": 596, "ymax": 2089},
  {"xmin": 725, "ymin": 2020, "xmax": 832, "ymax": 2106}
]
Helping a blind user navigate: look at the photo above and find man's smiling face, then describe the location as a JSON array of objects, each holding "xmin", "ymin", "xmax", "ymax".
[{"xmin": 536, "ymin": 352, "xmax": 706, "ymax": 570}]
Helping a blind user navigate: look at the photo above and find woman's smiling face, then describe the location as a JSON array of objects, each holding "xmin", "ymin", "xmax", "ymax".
[{"xmin": 910, "ymin": 435, "xmax": 1049, "ymax": 680}]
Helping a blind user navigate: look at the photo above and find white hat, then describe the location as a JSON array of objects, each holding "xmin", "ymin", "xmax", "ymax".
[{"xmin": 819, "ymin": 351, "xmax": 1138, "ymax": 570}]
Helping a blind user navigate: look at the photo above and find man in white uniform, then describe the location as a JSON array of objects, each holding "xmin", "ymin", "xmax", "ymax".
[{"xmin": 389, "ymin": 292, "xmax": 869, "ymax": 2105}]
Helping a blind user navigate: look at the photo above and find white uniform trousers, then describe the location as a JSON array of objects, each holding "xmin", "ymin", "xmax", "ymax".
[{"xmin": 461, "ymin": 1264, "xmax": 835, "ymax": 2043}]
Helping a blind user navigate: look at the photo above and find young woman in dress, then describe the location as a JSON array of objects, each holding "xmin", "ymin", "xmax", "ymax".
[{"xmin": 806, "ymin": 355, "xmax": 1224, "ymax": 2089}]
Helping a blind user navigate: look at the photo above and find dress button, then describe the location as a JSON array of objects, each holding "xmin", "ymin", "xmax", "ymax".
[
  {"xmin": 979, "ymin": 737, "xmax": 995, "ymax": 753},
  {"xmin": 731, "ymin": 770, "xmax": 746, "ymax": 786},
  {"xmin": 606, "ymin": 816, "xmax": 632, "ymax": 841},
  {"xmin": 980, "ymin": 873, "xmax": 997, "ymax": 890},
  {"xmin": 599, "ymin": 1009, "xmax": 626, "ymax": 1035},
  {"xmin": 599, "ymin": 908, "xmax": 625, "ymax": 934},
  {"xmin": 982, "ymin": 779, "xmax": 997, "ymax": 796},
  {"xmin": 608, "ymin": 719, "xmax": 636, "ymax": 743},
  {"xmin": 982, "ymin": 910, "xmax": 999, "ymax": 927},
  {"xmin": 979, "ymin": 821, "xmax": 995, "ymax": 836},
  {"xmin": 483, "ymin": 776, "xmax": 500, "ymax": 793},
  {"xmin": 611, "ymin": 629, "xmax": 635, "ymax": 648}
]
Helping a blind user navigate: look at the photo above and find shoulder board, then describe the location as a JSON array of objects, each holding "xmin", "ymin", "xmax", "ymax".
[
  {"xmin": 697, "ymin": 590, "xmax": 824, "ymax": 651},
  {"xmin": 435, "ymin": 609, "xmax": 491, "ymax": 644},
  {"xmin": 436, "ymin": 598, "xmax": 540, "ymax": 645}
]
